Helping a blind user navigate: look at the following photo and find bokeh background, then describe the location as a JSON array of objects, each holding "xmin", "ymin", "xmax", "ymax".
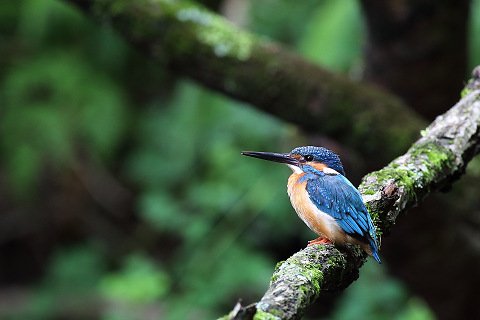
[{"xmin": 0, "ymin": 0, "xmax": 479, "ymax": 319}]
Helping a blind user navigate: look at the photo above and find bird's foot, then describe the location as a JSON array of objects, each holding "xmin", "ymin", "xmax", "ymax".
[{"xmin": 307, "ymin": 237, "xmax": 332, "ymax": 246}]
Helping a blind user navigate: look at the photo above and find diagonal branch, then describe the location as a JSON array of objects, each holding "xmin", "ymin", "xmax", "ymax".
[
  {"xmin": 224, "ymin": 69, "xmax": 480, "ymax": 319},
  {"xmin": 63, "ymin": 0, "xmax": 424, "ymax": 165}
]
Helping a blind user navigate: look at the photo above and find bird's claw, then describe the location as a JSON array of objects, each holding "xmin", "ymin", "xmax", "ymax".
[{"xmin": 307, "ymin": 237, "xmax": 332, "ymax": 246}]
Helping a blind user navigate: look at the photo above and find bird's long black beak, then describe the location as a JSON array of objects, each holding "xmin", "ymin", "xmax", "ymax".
[{"xmin": 241, "ymin": 151, "xmax": 300, "ymax": 166}]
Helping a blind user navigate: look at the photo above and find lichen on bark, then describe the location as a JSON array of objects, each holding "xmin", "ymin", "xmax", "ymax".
[
  {"xmin": 360, "ymin": 88, "xmax": 480, "ymax": 233},
  {"xmin": 251, "ymin": 244, "xmax": 362, "ymax": 320}
]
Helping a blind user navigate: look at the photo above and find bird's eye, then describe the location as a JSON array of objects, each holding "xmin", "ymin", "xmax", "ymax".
[{"xmin": 304, "ymin": 155, "xmax": 314, "ymax": 161}]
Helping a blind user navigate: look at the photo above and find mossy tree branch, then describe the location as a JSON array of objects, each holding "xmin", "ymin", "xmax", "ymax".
[
  {"xmin": 64, "ymin": 0, "xmax": 424, "ymax": 165},
  {"xmin": 359, "ymin": 2, "xmax": 474, "ymax": 317},
  {"xmin": 224, "ymin": 69, "xmax": 480, "ymax": 319}
]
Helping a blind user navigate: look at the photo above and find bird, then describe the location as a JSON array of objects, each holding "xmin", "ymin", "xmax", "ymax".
[{"xmin": 242, "ymin": 146, "xmax": 381, "ymax": 263}]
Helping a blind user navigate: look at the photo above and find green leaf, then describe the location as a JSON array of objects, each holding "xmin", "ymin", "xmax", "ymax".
[
  {"xmin": 100, "ymin": 254, "xmax": 170, "ymax": 304},
  {"xmin": 0, "ymin": 52, "xmax": 127, "ymax": 196},
  {"xmin": 470, "ymin": 0, "xmax": 480, "ymax": 70},
  {"xmin": 138, "ymin": 191, "xmax": 186, "ymax": 232},
  {"xmin": 298, "ymin": 0, "xmax": 363, "ymax": 71}
]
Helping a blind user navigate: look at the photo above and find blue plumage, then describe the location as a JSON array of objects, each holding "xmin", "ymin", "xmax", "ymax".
[
  {"xmin": 304, "ymin": 169, "xmax": 381, "ymax": 263},
  {"xmin": 290, "ymin": 146, "xmax": 381, "ymax": 263},
  {"xmin": 291, "ymin": 146, "xmax": 346, "ymax": 176}
]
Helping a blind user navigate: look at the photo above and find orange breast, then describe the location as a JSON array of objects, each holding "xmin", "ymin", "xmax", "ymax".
[{"xmin": 287, "ymin": 173, "xmax": 345, "ymax": 243}]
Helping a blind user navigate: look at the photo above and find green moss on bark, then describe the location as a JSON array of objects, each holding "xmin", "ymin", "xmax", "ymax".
[{"xmin": 253, "ymin": 310, "xmax": 282, "ymax": 320}]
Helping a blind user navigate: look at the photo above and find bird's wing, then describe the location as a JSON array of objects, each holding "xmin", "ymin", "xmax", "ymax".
[{"xmin": 305, "ymin": 173, "xmax": 378, "ymax": 246}]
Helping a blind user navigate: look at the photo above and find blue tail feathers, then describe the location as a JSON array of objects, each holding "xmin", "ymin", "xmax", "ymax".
[
  {"xmin": 371, "ymin": 249, "xmax": 382, "ymax": 264},
  {"xmin": 369, "ymin": 238, "xmax": 381, "ymax": 264}
]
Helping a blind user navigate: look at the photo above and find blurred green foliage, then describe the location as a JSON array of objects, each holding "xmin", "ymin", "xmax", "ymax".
[
  {"xmin": 298, "ymin": 0, "xmax": 363, "ymax": 72},
  {"xmin": 3, "ymin": 0, "xmax": 479, "ymax": 319},
  {"xmin": 2, "ymin": 53, "xmax": 127, "ymax": 196},
  {"xmin": 124, "ymin": 81, "xmax": 295, "ymax": 319},
  {"xmin": 101, "ymin": 254, "xmax": 170, "ymax": 303},
  {"xmin": 470, "ymin": 0, "xmax": 480, "ymax": 70},
  {"xmin": 331, "ymin": 262, "xmax": 435, "ymax": 320}
]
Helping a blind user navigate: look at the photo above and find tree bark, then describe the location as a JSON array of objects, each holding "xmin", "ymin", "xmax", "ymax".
[
  {"xmin": 64, "ymin": 0, "xmax": 424, "ymax": 168},
  {"xmin": 360, "ymin": 2, "xmax": 474, "ymax": 318},
  {"xmin": 223, "ymin": 68, "xmax": 480, "ymax": 320}
]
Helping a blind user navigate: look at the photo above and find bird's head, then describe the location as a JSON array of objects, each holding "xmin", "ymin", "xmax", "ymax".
[{"xmin": 242, "ymin": 146, "xmax": 345, "ymax": 176}]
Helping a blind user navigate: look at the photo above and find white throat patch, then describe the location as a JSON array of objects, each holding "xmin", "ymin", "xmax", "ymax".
[{"xmin": 287, "ymin": 164, "xmax": 303, "ymax": 174}]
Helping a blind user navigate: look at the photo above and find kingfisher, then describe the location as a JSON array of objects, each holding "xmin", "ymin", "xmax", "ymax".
[{"xmin": 242, "ymin": 146, "xmax": 381, "ymax": 263}]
